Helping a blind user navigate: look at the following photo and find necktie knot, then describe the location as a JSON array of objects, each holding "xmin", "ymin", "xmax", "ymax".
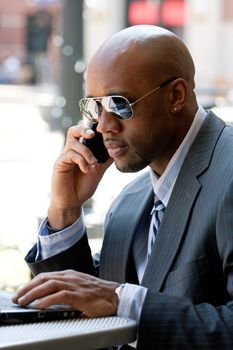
[{"xmin": 152, "ymin": 199, "xmax": 165, "ymax": 215}]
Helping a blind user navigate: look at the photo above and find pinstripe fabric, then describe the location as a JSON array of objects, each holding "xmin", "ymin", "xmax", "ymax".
[
  {"xmin": 100, "ymin": 176, "xmax": 154, "ymax": 283},
  {"xmin": 133, "ymin": 228, "xmax": 148, "ymax": 284},
  {"xmin": 132, "ymin": 210, "xmax": 150, "ymax": 283}
]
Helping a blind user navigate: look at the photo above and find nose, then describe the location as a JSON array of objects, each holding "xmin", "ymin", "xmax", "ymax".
[{"xmin": 96, "ymin": 109, "xmax": 122, "ymax": 134}]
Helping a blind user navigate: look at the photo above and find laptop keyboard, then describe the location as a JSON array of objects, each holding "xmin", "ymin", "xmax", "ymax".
[{"xmin": 0, "ymin": 291, "xmax": 18, "ymax": 310}]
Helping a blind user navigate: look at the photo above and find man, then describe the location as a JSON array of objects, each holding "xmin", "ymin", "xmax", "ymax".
[{"xmin": 13, "ymin": 25, "xmax": 233, "ymax": 349}]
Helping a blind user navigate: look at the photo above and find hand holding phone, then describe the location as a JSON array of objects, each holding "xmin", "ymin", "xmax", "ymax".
[{"xmin": 82, "ymin": 122, "xmax": 109, "ymax": 163}]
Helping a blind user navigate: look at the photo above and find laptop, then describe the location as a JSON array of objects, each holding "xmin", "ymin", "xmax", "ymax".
[{"xmin": 0, "ymin": 289, "xmax": 81, "ymax": 324}]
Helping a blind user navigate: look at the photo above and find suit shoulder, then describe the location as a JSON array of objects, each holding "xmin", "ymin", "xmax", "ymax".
[
  {"xmin": 119, "ymin": 170, "xmax": 151, "ymax": 195},
  {"xmin": 106, "ymin": 170, "xmax": 151, "ymax": 214}
]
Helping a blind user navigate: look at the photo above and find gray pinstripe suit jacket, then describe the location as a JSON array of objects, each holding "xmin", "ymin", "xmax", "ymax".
[{"xmin": 26, "ymin": 111, "xmax": 233, "ymax": 349}]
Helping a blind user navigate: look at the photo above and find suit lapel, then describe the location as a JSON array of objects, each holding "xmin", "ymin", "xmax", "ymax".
[
  {"xmin": 141, "ymin": 165, "xmax": 201, "ymax": 289},
  {"xmin": 142, "ymin": 112, "xmax": 226, "ymax": 290}
]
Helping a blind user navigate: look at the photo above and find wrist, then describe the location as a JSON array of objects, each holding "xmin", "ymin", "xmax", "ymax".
[{"xmin": 48, "ymin": 204, "xmax": 81, "ymax": 230}]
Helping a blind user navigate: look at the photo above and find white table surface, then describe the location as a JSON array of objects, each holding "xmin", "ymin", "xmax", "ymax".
[{"xmin": 0, "ymin": 315, "xmax": 137, "ymax": 350}]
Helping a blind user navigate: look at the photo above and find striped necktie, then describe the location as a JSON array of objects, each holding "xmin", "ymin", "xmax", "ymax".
[{"xmin": 147, "ymin": 199, "xmax": 165, "ymax": 259}]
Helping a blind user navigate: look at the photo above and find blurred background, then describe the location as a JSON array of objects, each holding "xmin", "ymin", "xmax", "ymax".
[{"xmin": 0, "ymin": 0, "xmax": 233, "ymax": 290}]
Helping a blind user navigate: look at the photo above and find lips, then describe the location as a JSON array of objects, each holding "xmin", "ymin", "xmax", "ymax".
[{"xmin": 104, "ymin": 139, "xmax": 128, "ymax": 158}]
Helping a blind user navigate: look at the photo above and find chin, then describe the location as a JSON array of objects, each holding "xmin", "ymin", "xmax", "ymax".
[{"xmin": 115, "ymin": 157, "xmax": 148, "ymax": 173}]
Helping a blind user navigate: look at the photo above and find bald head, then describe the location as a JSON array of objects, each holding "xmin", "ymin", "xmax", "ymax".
[{"xmin": 88, "ymin": 25, "xmax": 195, "ymax": 90}]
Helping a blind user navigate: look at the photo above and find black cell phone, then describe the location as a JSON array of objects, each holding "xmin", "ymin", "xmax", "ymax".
[{"xmin": 82, "ymin": 122, "xmax": 109, "ymax": 163}]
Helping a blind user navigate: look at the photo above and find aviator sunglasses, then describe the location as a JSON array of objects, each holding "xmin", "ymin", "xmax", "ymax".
[{"xmin": 79, "ymin": 77, "xmax": 177, "ymax": 122}]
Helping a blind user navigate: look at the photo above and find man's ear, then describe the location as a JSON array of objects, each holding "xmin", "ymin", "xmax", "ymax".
[{"xmin": 169, "ymin": 78, "xmax": 187, "ymax": 113}]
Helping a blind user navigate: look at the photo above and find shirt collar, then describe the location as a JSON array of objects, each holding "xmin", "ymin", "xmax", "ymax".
[{"xmin": 150, "ymin": 106, "xmax": 207, "ymax": 206}]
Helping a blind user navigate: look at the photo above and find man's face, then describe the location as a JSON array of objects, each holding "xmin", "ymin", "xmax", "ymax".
[{"xmin": 85, "ymin": 56, "xmax": 177, "ymax": 175}]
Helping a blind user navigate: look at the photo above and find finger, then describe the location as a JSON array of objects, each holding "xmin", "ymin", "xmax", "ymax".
[
  {"xmin": 59, "ymin": 150, "xmax": 96, "ymax": 174},
  {"xmin": 67, "ymin": 124, "xmax": 94, "ymax": 141},
  {"xmin": 64, "ymin": 137, "xmax": 97, "ymax": 163},
  {"xmin": 65, "ymin": 124, "xmax": 112, "ymax": 166},
  {"xmin": 28, "ymin": 290, "xmax": 79, "ymax": 310},
  {"xmin": 63, "ymin": 136, "xmax": 101, "ymax": 171},
  {"xmin": 12, "ymin": 271, "xmax": 66, "ymax": 303},
  {"xmin": 65, "ymin": 124, "xmax": 96, "ymax": 155},
  {"xmin": 12, "ymin": 280, "xmax": 43, "ymax": 303},
  {"xmin": 16, "ymin": 279, "xmax": 71, "ymax": 306}
]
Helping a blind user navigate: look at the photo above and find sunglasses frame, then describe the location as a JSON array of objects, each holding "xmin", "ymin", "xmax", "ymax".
[{"xmin": 79, "ymin": 77, "xmax": 177, "ymax": 122}]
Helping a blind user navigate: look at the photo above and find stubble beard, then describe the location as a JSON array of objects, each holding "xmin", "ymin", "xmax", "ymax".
[{"xmin": 114, "ymin": 150, "xmax": 149, "ymax": 173}]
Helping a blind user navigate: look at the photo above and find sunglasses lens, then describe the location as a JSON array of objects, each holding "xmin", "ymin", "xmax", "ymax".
[
  {"xmin": 79, "ymin": 98, "xmax": 99, "ymax": 121},
  {"xmin": 107, "ymin": 96, "xmax": 132, "ymax": 119},
  {"xmin": 79, "ymin": 96, "xmax": 133, "ymax": 121}
]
